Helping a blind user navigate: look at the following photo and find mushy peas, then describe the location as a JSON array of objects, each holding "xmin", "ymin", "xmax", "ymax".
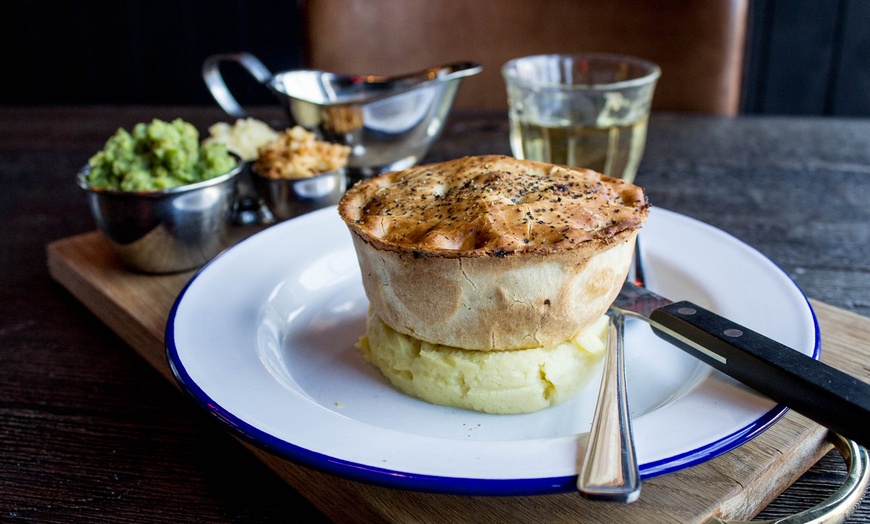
[{"xmin": 86, "ymin": 118, "xmax": 237, "ymax": 191}]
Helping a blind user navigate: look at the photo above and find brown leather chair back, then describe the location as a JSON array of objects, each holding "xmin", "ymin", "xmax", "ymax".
[{"xmin": 301, "ymin": 0, "xmax": 748, "ymax": 115}]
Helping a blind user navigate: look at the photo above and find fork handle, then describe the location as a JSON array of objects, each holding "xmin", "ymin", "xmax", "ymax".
[
  {"xmin": 649, "ymin": 301, "xmax": 870, "ymax": 448},
  {"xmin": 577, "ymin": 313, "xmax": 641, "ymax": 502}
]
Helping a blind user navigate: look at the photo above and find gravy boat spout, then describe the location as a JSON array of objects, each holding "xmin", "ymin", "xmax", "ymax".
[
  {"xmin": 336, "ymin": 61, "xmax": 483, "ymax": 101},
  {"xmin": 203, "ymin": 53, "xmax": 481, "ymax": 180}
]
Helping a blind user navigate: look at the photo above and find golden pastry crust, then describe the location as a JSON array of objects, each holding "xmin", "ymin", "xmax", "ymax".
[
  {"xmin": 338, "ymin": 155, "xmax": 648, "ymax": 350},
  {"xmin": 339, "ymin": 155, "xmax": 647, "ymax": 255}
]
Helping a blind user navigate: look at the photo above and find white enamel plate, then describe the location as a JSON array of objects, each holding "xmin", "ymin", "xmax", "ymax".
[{"xmin": 166, "ymin": 207, "xmax": 818, "ymax": 495}]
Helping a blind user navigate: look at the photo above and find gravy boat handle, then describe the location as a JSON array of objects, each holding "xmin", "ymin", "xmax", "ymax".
[{"xmin": 202, "ymin": 52, "xmax": 273, "ymax": 119}]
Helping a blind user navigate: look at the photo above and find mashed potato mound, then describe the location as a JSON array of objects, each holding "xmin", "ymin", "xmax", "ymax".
[{"xmin": 357, "ymin": 311, "xmax": 609, "ymax": 414}]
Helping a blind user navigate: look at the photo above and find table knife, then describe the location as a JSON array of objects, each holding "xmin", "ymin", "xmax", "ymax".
[{"xmin": 613, "ymin": 281, "xmax": 870, "ymax": 449}]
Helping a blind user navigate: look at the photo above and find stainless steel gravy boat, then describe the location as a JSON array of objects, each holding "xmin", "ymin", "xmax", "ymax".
[{"xmin": 203, "ymin": 53, "xmax": 481, "ymax": 180}]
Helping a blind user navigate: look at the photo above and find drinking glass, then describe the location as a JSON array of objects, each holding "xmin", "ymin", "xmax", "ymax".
[{"xmin": 502, "ymin": 53, "xmax": 660, "ymax": 183}]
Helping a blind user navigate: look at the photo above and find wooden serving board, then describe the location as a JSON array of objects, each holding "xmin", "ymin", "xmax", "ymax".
[{"xmin": 46, "ymin": 231, "xmax": 870, "ymax": 523}]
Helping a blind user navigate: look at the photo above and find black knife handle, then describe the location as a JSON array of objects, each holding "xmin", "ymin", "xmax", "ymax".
[{"xmin": 648, "ymin": 301, "xmax": 870, "ymax": 448}]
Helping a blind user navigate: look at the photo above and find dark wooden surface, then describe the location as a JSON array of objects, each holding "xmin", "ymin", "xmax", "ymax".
[{"xmin": 1, "ymin": 106, "xmax": 869, "ymax": 522}]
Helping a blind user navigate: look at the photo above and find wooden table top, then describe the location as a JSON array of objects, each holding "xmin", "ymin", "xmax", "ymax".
[{"xmin": 2, "ymin": 106, "xmax": 869, "ymax": 522}]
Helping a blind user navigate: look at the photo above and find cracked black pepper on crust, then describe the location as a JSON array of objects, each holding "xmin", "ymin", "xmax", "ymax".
[
  {"xmin": 339, "ymin": 155, "xmax": 648, "ymax": 256},
  {"xmin": 337, "ymin": 155, "xmax": 649, "ymax": 350}
]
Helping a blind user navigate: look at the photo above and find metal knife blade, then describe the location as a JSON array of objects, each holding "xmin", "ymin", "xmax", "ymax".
[
  {"xmin": 612, "ymin": 281, "xmax": 870, "ymax": 448},
  {"xmin": 613, "ymin": 281, "xmax": 673, "ymax": 318}
]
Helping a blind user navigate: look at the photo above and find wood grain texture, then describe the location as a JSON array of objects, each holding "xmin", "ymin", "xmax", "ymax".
[
  {"xmin": 45, "ymin": 225, "xmax": 867, "ymax": 524},
  {"xmin": 3, "ymin": 107, "xmax": 869, "ymax": 522}
]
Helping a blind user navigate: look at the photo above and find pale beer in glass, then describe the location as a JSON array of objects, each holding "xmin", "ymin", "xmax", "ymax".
[{"xmin": 503, "ymin": 54, "xmax": 659, "ymax": 183}]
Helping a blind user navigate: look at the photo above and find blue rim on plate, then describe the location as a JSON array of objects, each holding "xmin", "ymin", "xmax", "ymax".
[{"xmin": 165, "ymin": 206, "xmax": 820, "ymax": 496}]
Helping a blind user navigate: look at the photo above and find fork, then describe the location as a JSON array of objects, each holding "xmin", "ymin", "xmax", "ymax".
[{"xmin": 577, "ymin": 237, "xmax": 643, "ymax": 502}]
